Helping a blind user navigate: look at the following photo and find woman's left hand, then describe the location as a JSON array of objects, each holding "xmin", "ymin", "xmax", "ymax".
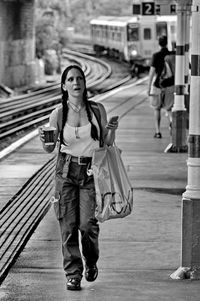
[
  {"xmin": 38, "ymin": 126, "xmax": 45, "ymax": 143},
  {"xmin": 106, "ymin": 120, "xmax": 118, "ymax": 130}
]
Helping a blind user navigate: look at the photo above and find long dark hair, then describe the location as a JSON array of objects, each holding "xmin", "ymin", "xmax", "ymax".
[{"xmin": 60, "ymin": 65, "xmax": 99, "ymax": 143}]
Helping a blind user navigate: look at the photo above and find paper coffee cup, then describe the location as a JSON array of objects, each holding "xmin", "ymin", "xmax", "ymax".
[{"xmin": 43, "ymin": 127, "xmax": 56, "ymax": 145}]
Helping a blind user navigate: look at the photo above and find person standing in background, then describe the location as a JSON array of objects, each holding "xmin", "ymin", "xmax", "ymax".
[
  {"xmin": 147, "ymin": 35, "xmax": 170, "ymax": 138},
  {"xmin": 159, "ymin": 45, "xmax": 176, "ymax": 135}
]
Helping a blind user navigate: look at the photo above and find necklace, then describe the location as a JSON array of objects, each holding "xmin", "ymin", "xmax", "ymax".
[
  {"xmin": 75, "ymin": 126, "xmax": 80, "ymax": 139},
  {"xmin": 67, "ymin": 100, "xmax": 83, "ymax": 113}
]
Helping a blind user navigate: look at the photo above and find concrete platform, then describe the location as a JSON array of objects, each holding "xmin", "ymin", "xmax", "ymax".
[{"xmin": 1, "ymin": 80, "xmax": 199, "ymax": 301}]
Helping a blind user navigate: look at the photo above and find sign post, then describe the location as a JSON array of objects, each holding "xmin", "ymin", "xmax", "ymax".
[{"xmin": 132, "ymin": 0, "xmax": 177, "ymax": 16}]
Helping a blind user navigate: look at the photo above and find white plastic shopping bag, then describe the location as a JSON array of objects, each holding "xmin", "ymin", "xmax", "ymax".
[{"xmin": 91, "ymin": 144, "xmax": 133, "ymax": 222}]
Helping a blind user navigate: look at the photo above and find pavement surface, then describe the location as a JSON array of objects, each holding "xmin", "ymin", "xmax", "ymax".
[{"xmin": 1, "ymin": 81, "xmax": 200, "ymax": 301}]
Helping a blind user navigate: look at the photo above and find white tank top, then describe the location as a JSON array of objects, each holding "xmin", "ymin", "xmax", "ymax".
[{"xmin": 60, "ymin": 117, "xmax": 100, "ymax": 157}]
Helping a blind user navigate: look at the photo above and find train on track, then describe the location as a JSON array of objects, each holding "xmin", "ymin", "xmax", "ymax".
[{"xmin": 90, "ymin": 15, "xmax": 177, "ymax": 75}]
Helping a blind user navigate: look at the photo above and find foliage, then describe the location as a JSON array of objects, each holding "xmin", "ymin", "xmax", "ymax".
[
  {"xmin": 69, "ymin": 0, "xmax": 133, "ymax": 33},
  {"xmin": 35, "ymin": 19, "xmax": 59, "ymax": 57},
  {"xmin": 35, "ymin": 0, "xmax": 133, "ymax": 35},
  {"xmin": 35, "ymin": 0, "xmax": 133, "ymax": 72}
]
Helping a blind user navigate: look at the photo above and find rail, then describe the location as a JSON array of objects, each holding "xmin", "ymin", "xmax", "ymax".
[
  {"xmin": 0, "ymin": 51, "xmax": 131, "ymax": 141},
  {"xmin": 0, "ymin": 156, "xmax": 56, "ymax": 284}
]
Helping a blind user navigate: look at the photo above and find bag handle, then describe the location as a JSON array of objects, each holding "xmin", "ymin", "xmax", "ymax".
[{"xmin": 90, "ymin": 101, "xmax": 104, "ymax": 148}]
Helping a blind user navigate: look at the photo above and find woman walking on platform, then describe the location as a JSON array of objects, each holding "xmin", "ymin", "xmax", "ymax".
[{"xmin": 39, "ymin": 65, "xmax": 118, "ymax": 291}]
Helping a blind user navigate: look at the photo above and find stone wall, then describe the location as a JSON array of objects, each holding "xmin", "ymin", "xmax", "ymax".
[{"xmin": 0, "ymin": 0, "xmax": 36, "ymax": 89}]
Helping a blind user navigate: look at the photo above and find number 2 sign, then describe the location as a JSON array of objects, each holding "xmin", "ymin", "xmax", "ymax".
[{"xmin": 142, "ymin": 2, "xmax": 155, "ymax": 15}]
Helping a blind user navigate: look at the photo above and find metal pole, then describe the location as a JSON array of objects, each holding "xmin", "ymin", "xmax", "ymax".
[
  {"xmin": 171, "ymin": 0, "xmax": 200, "ymax": 280},
  {"xmin": 184, "ymin": 5, "xmax": 191, "ymax": 130},
  {"xmin": 165, "ymin": 1, "xmax": 188, "ymax": 153}
]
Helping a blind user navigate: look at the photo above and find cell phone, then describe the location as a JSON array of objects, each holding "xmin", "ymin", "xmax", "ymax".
[
  {"xmin": 106, "ymin": 116, "xmax": 119, "ymax": 128},
  {"xmin": 108, "ymin": 116, "xmax": 119, "ymax": 123}
]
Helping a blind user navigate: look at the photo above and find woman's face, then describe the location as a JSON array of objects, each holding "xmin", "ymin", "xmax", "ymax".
[{"xmin": 62, "ymin": 68, "xmax": 85, "ymax": 98}]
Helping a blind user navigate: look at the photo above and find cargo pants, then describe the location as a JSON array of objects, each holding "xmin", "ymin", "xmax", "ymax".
[{"xmin": 53, "ymin": 152, "xmax": 99, "ymax": 280}]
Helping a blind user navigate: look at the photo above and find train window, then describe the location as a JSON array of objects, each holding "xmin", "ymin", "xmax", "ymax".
[
  {"xmin": 117, "ymin": 32, "xmax": 121, "ymax": 41},
  {"xmin": 105, "ymin": 25, "xmax": 108, "ymax": 38},
  {"xmin": 97, "ymin": 25, "xmax": 101, "ymax": 38},
  {"xmin": 112, "ymin": 31, "xmax": 115, "ymax": 40},
  {"xmin": 108, "ymin": 27, "xmax": 112, "ymax": 39},
  {"xmin": 156, "ymin": 22, "xmax": 167, "ymax": 39},
  {"xmin": 127, "ymin": 23, "xmax": 139, "ymax": 41},
  {"xmin": 143, "ymin": 28, "xmax": 151, "ymax": 40},
  {"xmin": 102, "ymin": 26, "xmax": 106, "ymax": 38}
]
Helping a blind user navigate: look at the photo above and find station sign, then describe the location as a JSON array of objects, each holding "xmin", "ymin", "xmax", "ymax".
[
  {"xmin": 132, "ymin": 1, "xmax": 177, "ymax": 15},
  {"xmin": 142, "ymin": 2, "xmax": 155, "ymax": 15},
  {"xmin": 132, "ymin": 4, "xmax": 141, "ymax": 15},
  {"xmin": 133, "ymin": 2, "xmax": 156, "ymax": 15}
]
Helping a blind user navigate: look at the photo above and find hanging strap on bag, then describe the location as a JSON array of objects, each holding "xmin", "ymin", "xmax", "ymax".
[
  {"xmin": 90, "ymin": 101, "xmax": 104, "ymax": 147},
  {"xmin": 55, "ymin": 104, "xmax": 63, "ymax": 151}
]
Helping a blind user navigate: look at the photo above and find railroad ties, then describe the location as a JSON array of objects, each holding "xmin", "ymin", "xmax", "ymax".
[{"xmin": 0, "ymin": 155, "xmax": 56, "ymax": 284}]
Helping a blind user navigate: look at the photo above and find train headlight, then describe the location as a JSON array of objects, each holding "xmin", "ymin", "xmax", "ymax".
[
  {"xmin": 145, "ymin": 59, "xmax": 150, "ymax": 66},
  {"xmin": 131, "ymin": 49, "xmax": 137, "ymax": 56}
]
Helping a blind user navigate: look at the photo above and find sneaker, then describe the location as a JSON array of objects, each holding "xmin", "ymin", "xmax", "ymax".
[
  {"xmin": 66, "ymin": 278, "xmax": 81, "ymax": 291},
  {"xmin": 154, "ymin": 132, "xmax": 162, "ymax": 138},
  {"xmin": 85, "ymin": 264, "xmax": 98, "ymax": 282}
]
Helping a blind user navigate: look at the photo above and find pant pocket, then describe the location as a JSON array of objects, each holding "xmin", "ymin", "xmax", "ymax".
[
  {"xmin": 51, "ymin": 193, "xmax": 61, "ymax": 220},
  {"xmin": 55, "ymin": 153, "xmax": 71, "ymax": 178},
  {"xmin": 53, "ymin": 174, "xmax": 64, "ymax": 220}
]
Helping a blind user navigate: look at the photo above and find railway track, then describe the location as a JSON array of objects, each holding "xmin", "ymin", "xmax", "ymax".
[
  {"xmin": 0, "ymin": 156, "xmax": 56, "ymax": 284},
  {"xmin": 0, "ymin": 49, "xmax": 131, "ymax": 146}
]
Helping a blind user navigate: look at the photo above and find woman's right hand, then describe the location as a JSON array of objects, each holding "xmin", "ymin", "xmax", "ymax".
[{"xmin": 38, "ymin": 127, "xmax": 45, "ymax": 143}]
